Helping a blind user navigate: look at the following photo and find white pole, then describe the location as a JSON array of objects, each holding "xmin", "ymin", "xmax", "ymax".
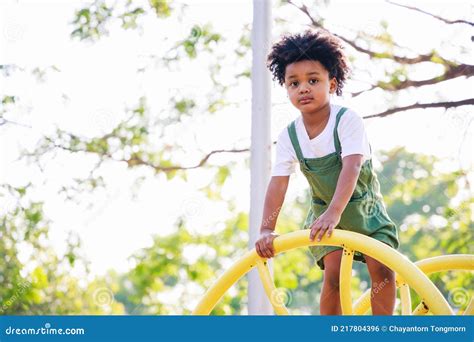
[{"xmin": 248, "ymin": 0, "xmax": 273, "ymax": 315}]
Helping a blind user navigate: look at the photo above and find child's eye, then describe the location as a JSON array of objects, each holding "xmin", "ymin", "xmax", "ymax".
[
  {"xmin": 309, "ymin": 79, "xmax": 319, "ymax": 85},
  {"xmin": 290, "ymin": 81, "xmax": 298, "ymax": 87}
]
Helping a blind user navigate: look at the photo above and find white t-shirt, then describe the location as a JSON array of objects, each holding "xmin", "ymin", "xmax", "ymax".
[{"xmin": 271, "ymin": 104, "xmax": 372, "ymax": 176}]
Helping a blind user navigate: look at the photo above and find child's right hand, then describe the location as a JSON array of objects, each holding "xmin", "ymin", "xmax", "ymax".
[{"xmin": 255, "ymin": 229, "xmax": 279, "ymax": 259}]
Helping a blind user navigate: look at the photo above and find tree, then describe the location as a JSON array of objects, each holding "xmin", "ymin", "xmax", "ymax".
[
  {"xmin": 0, "ymin": 184, "xmax": 124, "ymax": 314},
  {"xmin": 0, "ymin": 0, "xmax": 472, "ymax": 314}
]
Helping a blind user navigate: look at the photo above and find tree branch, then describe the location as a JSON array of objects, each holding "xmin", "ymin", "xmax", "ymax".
[
  {"xmin": 387, "ymin": 1, "xmax": 474, "ymax": 27},
  {"xmin": 286, "ymin": 0, "xmax": 453, "ymax": 65},
  {"xmin": 30, "ymin": 96, "xmax": 474, "ymax": 175},
  {"xmin": 43, "ymin": 135, "xmax": 252, "ymax": 173},
  {"xmin": 0, "ymin": 117, "xmax": 32, "ymax": 128},
  {"xmin": 364, "ymin": 99, "xmax": 474, "ymax": 119},
  {"xmin": 126, "ymin": 147, "xmax": 250, "ymax": 171},
  {"xmin": 351, "ymin": 64, "xmax": 474, "ymax": 96}
]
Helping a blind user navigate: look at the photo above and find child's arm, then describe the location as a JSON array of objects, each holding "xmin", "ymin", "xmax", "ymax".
[
  {"xmin": 309, "ymin": 154, "xmax": 363, "ymax": 241},
  {"xmin": 255, "ymin": 176, "xmax": 290, "ymax": 258}
]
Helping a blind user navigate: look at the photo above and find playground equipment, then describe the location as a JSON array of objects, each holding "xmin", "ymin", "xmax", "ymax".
[{"xmin": 192, "ymin": 230, "xmax": 473, "ymax": 315}]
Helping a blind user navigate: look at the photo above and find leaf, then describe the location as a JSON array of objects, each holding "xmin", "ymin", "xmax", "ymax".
[
  {"xmin": 32, "ymin": 267, "xmax": 48, "ymax": 288},
  {"xmin": 216, "ymin": 166, "xmax": 230, "ymax": 186}
]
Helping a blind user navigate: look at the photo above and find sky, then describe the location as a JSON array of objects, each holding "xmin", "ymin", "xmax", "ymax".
[{"xmin": 0, "ymin": 0, "xmax": 472, "ymax": 277}]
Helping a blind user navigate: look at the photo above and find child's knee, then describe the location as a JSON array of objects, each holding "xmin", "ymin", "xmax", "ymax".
[
  {"xmin": 323, "ymin": 252, "xmax": 343, "ymax": 289},
  {"xmin": 369, "ymin": 261, "xmax": 395, "ymax": 281},
  {"xmin": 323, "ymin": 268, "xmax": 340, "ymax": 289}
]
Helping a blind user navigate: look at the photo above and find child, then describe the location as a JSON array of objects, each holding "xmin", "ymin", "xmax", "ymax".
[{"xmin": 255, "ymin": 30, "xmax": 400, "ymax": 315}]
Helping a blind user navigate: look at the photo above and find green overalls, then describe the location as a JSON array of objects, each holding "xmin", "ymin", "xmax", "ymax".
[{"xmin": 287, "ymin": 107, "xmax": 399, "ymax": 270}]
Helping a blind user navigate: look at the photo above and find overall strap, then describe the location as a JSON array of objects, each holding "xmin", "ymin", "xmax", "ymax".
[
  {"xmin": 333, "ymin": 107, "xmax": 348, "ymax": 155},
  {"xmin": 287, "ymin": 120, "xmax": 305, "ymax": 162}
]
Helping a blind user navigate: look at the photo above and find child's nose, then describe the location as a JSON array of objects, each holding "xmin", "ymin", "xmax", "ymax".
[{"xmin": 299, "ymin": 85, "xmax": 310, "ymax": 93}]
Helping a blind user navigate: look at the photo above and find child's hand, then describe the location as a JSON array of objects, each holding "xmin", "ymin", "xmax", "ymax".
[
  {"xmin": 309, "ymin": 209, "xmax": 341, "ymax": 242},
  {"xmin": 255, "ymin": 229, "xmax": 279, "ymax": 259}
]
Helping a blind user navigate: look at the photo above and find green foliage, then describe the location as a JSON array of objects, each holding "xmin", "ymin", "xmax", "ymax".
[
  {"xmin": 216, "ymin": 166, "xmax": 230, "ymax": 186},
  {"xmin": 71, "ymin": 0, "xmax": 173, "ymax": 41},
  {"xmin": 177, "ymin": 24, "xmax": 222, "ymax": 59},
  {"xmin": 114, "ymin": 213, "xmax": 249, "ymax": 314},
  {"xmin": 378, "ymin": 66, "xmax": 408, "ymax": 89},
  {"xmin": 174, "ymin": 98, "xmax": 196, "ymax": 114},
  {"xmin": 119, "ymin": 7, "xmax": 146, "ymax": 30},
  {"xmin": 0, "ymin": 185, "xmax": 124, "ymax": 314},
  {"xmin": 71, "ymin": 2, "xmax": 113, "ymax": 41},
  {"xmin": 3, "ymin": 135, "xmax": 472, "ymax": 314},
  {"xmin": 1, "ymin": 95, "xmax": 16, "ymax": 105},
  {"xmin": 378, "ymin": 148, "xmax": 463, "ymax": 225},
  {"xmin": 2, "ymin": 0, "xmax": 472, "ymax": 316},
  {"xmin": 113, "ymin": 148, "xmax": 473, "ymax": 315},
  {"xmin": 149, "ymin": 0, "xmax": 172, "ymax": 17}
]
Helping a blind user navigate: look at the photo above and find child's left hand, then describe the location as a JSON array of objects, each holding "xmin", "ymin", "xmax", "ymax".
[{"xmin": 309, "ymin": 208, "xmax": 341, "ymax": 241}]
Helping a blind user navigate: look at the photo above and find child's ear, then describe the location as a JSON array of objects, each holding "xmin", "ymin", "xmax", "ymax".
[{"xmin": 329, "ymin": 77, "xmax": 337, "ymax": 94}]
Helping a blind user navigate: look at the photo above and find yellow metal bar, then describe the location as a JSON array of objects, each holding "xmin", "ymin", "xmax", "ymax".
[
  {"xmin": 340, "ymin": 248, "xmax": 354, "ymax": 315},
  {"xmin": 193, "ymin": 249, "xmax": 257, "ymax": 315},
  {"xmin": 410, "ymin": 254, "xmax": 474, "ymax": 275},
  {"xmin": 275, "ymin": 230, "xmax": 453, "ymax": 315},
  {"xmin": 353, "ymin": 254, "xmax": 474, "ymax": 315},
  {"xmin": 412, "ymin": 301, "xmax": 429, "ymax": 315},
  {"xmin": 255, "ymin": 259, "xmax": 289, "ymax": 315},
  {"xmin": 463, "ymin": 297, "xmax": 474, "ymax": 315},
  {"xmin": 399, "ymin": 283, "xmax": 412, "ymax": 315},
  {"xmin": 193, "ymin": 230, "xmax": 456, "ymax": 315},
  {"xmin": 353, "ymin": 289, "xmax": 371, "ymax": 315}
]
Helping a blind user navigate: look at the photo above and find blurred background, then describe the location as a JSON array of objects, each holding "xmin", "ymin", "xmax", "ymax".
[{"xmin": 0, "ymin": 0, "xmax": 472, "ymax": 315}]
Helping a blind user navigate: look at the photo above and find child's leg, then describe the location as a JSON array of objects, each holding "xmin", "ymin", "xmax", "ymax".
[
  {"xmin": 365, "ymin": 255, "xmax": 396, "ymax": 315},
  {"xmin": 320, "ymin": 249, "xmax": 343, "ymax": 315}
]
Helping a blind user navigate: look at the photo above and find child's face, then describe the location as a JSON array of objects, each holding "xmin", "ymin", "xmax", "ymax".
[{"xmin": 284, "ymin": 60, "xmax": 337, "ymax": 114}]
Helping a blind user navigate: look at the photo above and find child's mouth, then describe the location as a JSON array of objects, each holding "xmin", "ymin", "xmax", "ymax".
[{"xmin": 299, "ymin": 97, "xmax": 313, "ymax": 104}]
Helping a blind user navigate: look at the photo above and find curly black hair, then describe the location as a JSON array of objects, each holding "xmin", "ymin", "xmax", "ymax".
[{"xmin": 266, "ymin": 30, "xmax": 350, "ymax": 96}]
